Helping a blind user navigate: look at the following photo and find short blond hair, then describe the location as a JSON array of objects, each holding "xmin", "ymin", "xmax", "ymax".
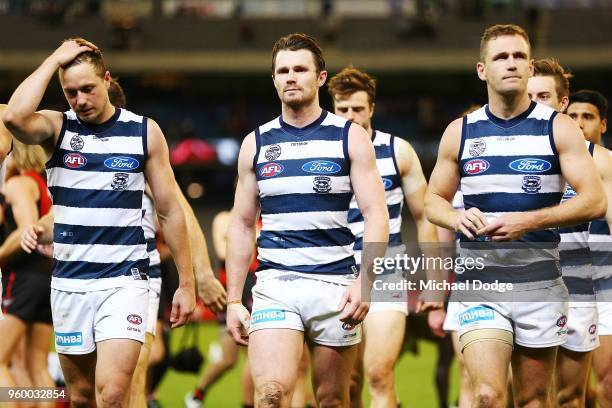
[
  {"xmin": 533, "ymin": 58, "xmax": 573, "ymax": 99},
  {"xmin": 480, "ymin": 24, "xmax": 530, "ymax": 61},
  {"xmin": 10, "ymin": 139, "xmax": 46, "ymax": 172}
]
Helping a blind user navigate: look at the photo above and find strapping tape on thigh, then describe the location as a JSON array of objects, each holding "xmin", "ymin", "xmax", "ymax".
[{"xmin": 460, "ymin": 328, "xmax": 513, "ymax": 351}]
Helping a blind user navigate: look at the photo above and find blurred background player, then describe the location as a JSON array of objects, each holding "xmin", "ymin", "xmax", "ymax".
[
  {"xmin": 3, "ymin": 38, "xmax": 196, "ymax": 407},
  {"xmin": 568, "ymin": 90, "xmax": 612, "ymax": 408},
  {"xmin": 528, "ymin": 61, "xmax": 611, "ymax": 408},
  {"xmin": 0, "ymin": 140, "xmax": 53, "ymax": 408},
  {"xmin": 185, "ymin": 207, "xmax": 256, "ymax": 408},
  {"xmin": 327, "ymin": 65, "xmax": 438, "ymax": 407},
  {"xmin": 226, "ymin": 33, "xmax": 389, "ymax": 407},
  {"xmin": 426, "ymin": 24, "xmax": 605, "ymax": 407},
  {"xmin": 0, "ymin": 104, "xmax": 17, "ymax": 323}
]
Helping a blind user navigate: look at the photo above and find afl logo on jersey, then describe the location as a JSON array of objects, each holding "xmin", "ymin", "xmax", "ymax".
[
  {"xmin": 509, "ymin": 158, "xmax": 551, "ymax": 173},
  {"xmin": 64, "ymin": 153, "xmax": 87, "ymax": 169},
  {"xmin": 259, "ymin": 162, "xmax": 284, "ymax": 178},
  {"xmin": 382, "ymin": 177, "xmax": 393, "ymax": 190},
  {"xmin": 104, "ymin": 156, "xmax": 140, "ymax": 171},
  {"xmin": 302, "ymin": 160, "xmax": 341, "ymax": 175},
  {"xmin": 463, "ymin": 159, "xmax": 490, "ymax": 175},
  {"xmin": 127, "ymin": 314, "xmax": 143, "ymax": 325}
]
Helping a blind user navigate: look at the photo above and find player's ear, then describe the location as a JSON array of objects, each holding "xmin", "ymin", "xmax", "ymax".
[
  {"xmin": 370, "ymin": 103, "xmax": 375, "ymax": 118},
  {"xmin": 476, "ymin": 62, "xmax": 486, "ymax": 81},
  {"xmin": 318, "ymin": 70, "xmax": 327, "ymax": 87},
  {"xmin": 528, "ymin": 59, "xmax": 534, "ymax": 77},
  {"xmin": 560, "ymin": 96, "xmax": 569, "ymax": 113},
  {"xmin": 601, "ymin": 118, "xmax": 607, "ymax": 135}
]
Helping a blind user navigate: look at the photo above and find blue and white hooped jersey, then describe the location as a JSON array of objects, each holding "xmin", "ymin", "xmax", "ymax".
[
  {"xmin": 348, "ymin": 130, "xmax": 403, "ymax": 266},
  {"xmin": 589, "ymin": 185, "xmax": 612, "ymax": 300},
  {"xmin": 46, "ymin": 108, "xmax": 149, "ymax": 291},
  {"xmin": 559, "ymin": 141, "xmax": 595, "ymax": 301},
  {"xmin": 458, "ymin": 102, "xmax": 564, "ymax": 284},
  {"xmin": 254, "ymin": 110, "xmax": 356, "ymax": 276},
  {"xmin": 142, "ymin": 193, "xmax": 161, "ymax": 276}
]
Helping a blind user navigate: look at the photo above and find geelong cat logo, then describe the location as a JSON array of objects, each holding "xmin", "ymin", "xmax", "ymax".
[
  {"xmin": 463, "ymin": 159, "xmax": 490, "ymax": 175},
  {"xmin": 301, "ymin": 160, "xmax": 341, "ymax": 174},
  {"xmin": 509, "ymin": 158, "xmax": 551, "ymax": 173},
  {"xmin": 259, "ymin": 162, "xmax": 284, "ymax": 178},
  {"xmin": 64, "ymin": 153, "xmax": 87, "ymax": 169}
]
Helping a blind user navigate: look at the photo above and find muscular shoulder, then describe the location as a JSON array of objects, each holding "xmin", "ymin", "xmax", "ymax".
[
  {"xmin": 438, "ymin": 117, "xmax": 463, "ymax": 159},
  {"xmin": 552, "ymin": 113, "xmax": 584, "ymax": 151},
  {"xmin": 593, "ymin": 144, "xmax": 612, "ymax": 177},
  {"xmin": 393, "ymin": 136, "xmax": 418, "ymax": 175},
  {"xmin": 3, "ymin": 175, "xmax": 39, "ymax": 203}
]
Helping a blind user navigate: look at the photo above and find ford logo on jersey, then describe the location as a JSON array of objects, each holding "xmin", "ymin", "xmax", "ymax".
[
  {"xmin": 463, "ymin": 159, "xmax": 490, "ymax": 175},
  {"xmin": 64, "ymin": 153, "xmax": 87, "ymax": 169},
  {"xmin": 259, "ymin": 162, "xmax": 284, "ymax": 178},
  {"xmin": 563, "ymin": 184, "xmax": 576, "ymax": 199},
  {"xmin": 301, "ymin": 160, "xmax": 341, "ymax": 174},
  {"xmin": 104, "ymin": 156, "xmax": 140, "ymax": 171},
  {"xmin": 382, "ymin": 177, "xmax": 393, "ymax": 190},
  {"xmin": 509, "ymin": 158, "xmax": 551, "ymax": 173}
]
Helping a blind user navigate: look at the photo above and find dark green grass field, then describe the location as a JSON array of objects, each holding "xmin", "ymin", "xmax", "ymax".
[{"xmin": 157, "ymin": 323, "xmax": 460, "ymax": 407}]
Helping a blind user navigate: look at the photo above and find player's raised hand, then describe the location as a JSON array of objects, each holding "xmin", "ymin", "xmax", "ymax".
[
  {"xmin": 198, "ymin": 275, "xmax": 227, "ymax": 314},
  {"xmin": 454, "ymin": 207, "xmax": 488, "ymax": 240},
  {"xmin": 226, "ymin": 303, "xmax": 250, "ymax": 346},
  {"xmin": 21, "ymin": 224, "xmax": 45, "ymax": 254},
  {"xmin": 170, "ymin": 285, "xmax": 196, "ymax": 328},
  {"xmin": 49, "ymin": 39, "xmax": 97, "ymax": 68},
  {"xmin": 338, "ymin": 280, "xmax": 370, "ymax": 326}
]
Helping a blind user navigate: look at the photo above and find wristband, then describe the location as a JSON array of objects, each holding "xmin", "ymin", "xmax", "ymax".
[{"xmin": 227, "ymin": 299, "xmax": 242, "ymax": 305}]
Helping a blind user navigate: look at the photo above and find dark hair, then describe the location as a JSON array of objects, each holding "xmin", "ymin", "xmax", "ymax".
[
  {"xmin": 271, "ymin": 33, "xmax": 325, "ymax": 74},
  {"xmin": 327, "ymin": 66, "xmax": 376, "ymax": 106},
  {"xmin": 569, "ymin": 90, "xmax": 609, "ymax": 119},
  {"xmin": 533, "ymin": 58, "xmax": 573, "ymax": 99},
  {"xmin": 480, "ymin": 24, "xmax": 530, "ymax": 61},
  {"xmin": 108, "ymin": 78, "xmax": 126, "ymax": 108},
  {"xmin": 59, "ymin": 38, "xmax": 107, "ymax": 78}
]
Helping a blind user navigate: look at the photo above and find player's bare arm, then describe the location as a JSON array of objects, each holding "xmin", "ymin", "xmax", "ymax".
[
  {"xmin": 226, "ymin": 132, "xmax": 260, "ymax": 345},
  {"xmin": 145, "ymin": 118, "xmax": 195, "ymax": 328},
  {"xmin": 175, "ymin": 186, "xmax": 227, "ymax": 313},
  {"xmin": 0, "ymin": 176, "xmax": 40, "ymax": 262},
  {"xmin": 0, "ymin": 105, "xmax": 15, "ymax": 161},
  {"xmin": 426, "ymin": 118, "xmax": 488, "ymax": 239},
  {"xmin": 341, "ymin": 123, "xmax": 389, "ymax": 324},
  {"xmin": 1, "ymin": 41, "xmax": 94, "ymax": 149},
  {"xmin": 396, "ymin": 137, "xmax": 443, "ymax": 311},
  {"xmin": 593, "ymin": 145, "xmax": 612, "ymax": 234},
  {"xmin": 479, "ymin": 114, "xmax": 606, "ymax": 240},
  {"xmin": 397, "ymin": 138, "xmax": 438, "ymax": 244}
]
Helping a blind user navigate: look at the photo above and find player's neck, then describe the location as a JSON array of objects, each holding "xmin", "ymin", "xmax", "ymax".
[
  {"xmin": 487, "ymin": 91, "xmax": 531, "ymax": 120},
  {"xmin": 89, "ymin": 103, "xmax": 116, "ymax": 125},
  {"xmin": 281, "ymin": 102, "xmax": 322, "ymax": 129}
]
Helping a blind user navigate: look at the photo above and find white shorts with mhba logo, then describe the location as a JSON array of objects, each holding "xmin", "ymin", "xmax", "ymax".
[
  {"xmin": 51, "ymin": 286, "xmax": 148, "ymax": 354},
  {"xmin": 249, "ymin": 270, "xmax": 361, "ymax": 346}
]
